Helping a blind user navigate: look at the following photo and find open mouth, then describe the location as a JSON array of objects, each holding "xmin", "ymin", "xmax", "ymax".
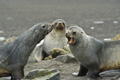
[{"xmin": 67, "ymin": 37, "xmax": 74, "ymax": 44}]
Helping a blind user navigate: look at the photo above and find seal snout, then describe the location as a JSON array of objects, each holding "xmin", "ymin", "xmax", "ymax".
[{"xmin": 56, "ymin": 21, "xmax": 65, "ymax": 29}]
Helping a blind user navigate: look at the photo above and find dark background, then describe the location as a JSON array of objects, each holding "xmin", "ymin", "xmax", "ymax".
[{"xmin": 0, "ymin": 0, "xmax": 120, "ymax": 44}]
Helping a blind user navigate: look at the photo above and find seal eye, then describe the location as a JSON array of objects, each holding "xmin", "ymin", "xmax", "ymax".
[
  {"xmin": 42, "ymin": 26, "xmax": 46, "ymax": 28},
  {"xmin": 72, "ymin": 32, "xmax": 76, "ymax": 35}
]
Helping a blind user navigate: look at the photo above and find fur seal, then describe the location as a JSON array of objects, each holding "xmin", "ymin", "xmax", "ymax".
[
  {"xmin": 65, "ymin": 25, "xmax": 120, "ymax": 79},
  {"xmin": 0, "ymin": 22, "xmax": 51, "ymax": 80},
  {"xmin": 39, "ymin": 19, "xmax": 67, "ymax": 60}
]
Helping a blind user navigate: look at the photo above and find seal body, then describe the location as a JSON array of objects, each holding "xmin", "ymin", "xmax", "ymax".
[
  {"xmin": 40, "ymin": 19, "xmax": 67, "ymax": 60},
  {"xmin": 0, "ymin": 22, "xmax": 51, "ymax": 80},
  {"xmin": 65, "ymin": 25, "xmax": 120, "ymax": 79}
]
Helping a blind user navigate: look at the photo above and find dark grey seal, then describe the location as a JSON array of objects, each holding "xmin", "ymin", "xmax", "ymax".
[
  {"xmin": 65, "ymin": 25, "xmax": 120, "ymax": 79},
  {"xmin": 0, "ymin": 22, "xmax": 51, "ymax": 80}
]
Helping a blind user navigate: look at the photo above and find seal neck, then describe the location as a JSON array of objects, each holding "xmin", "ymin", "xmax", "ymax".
[{"xmin": 72, "ymin": 34, "xmax": 88, "ymax": 48}]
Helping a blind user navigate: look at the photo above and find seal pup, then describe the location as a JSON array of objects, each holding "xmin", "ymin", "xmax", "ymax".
[
  {"xmin": 65, "ymin": 25, "xmax": 120, "ymax": 79},
  {"xmin": 39, "ymin": 19, "xmax": 67, "ymax": 60},
  {"xmin": 0, "ymin": 22, "xmax": 51, "ymax": 80}
]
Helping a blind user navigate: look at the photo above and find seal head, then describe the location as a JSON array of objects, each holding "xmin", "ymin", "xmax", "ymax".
[
  {"xmin": 65, "ymin": 26, "xmax": 85, "ymax": 44},
  {"xmin": 52, "ymin": 19, "xmax": 66, "ymax": 31}
]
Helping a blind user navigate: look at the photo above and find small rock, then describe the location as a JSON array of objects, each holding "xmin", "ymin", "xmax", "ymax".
[
  {"xmin": 54, "ymin": 54, "xmax": 77, "ymax": 63},
  {"xmin": 6, "ymin": 17, "xmax": 13, "ymax": 20},
  {"xmin": 0, "ymin": 77, "xmax": 11, "ymax": 80},
  {"xmin": 93, "ymin": 21, "xmax": 104, "ymax": 24},
  {"xmin": 24, "ymin": 69, "xmax": 60, "ymax": 80},
  {"xmin": 91, "ymin": 27, "xmax": 94, "ymax": 30},
  {"xmin": 104, "ymin": 38, "xmax": 111, "ymax": 41},
  {"xmin": 0, "ymin": 31, "xmax": 4, "ymax": 33},
  {"xmin": 113, "ymin": 21, "xmax": 118, "ymax": 24},
  {"xmin": 0, "ymin": 37, "xmax": 6, "ymax": 42}
]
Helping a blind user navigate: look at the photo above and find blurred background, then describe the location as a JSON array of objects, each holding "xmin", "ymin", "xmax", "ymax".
[{"xmin": 0, "ymin": 0, "xmax": 120, "ymax": 45}]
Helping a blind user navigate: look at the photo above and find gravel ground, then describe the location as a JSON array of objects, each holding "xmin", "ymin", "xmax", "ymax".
[{"xmin": 0, "ymin": 0, "xmax": 120, "ymax": 80}]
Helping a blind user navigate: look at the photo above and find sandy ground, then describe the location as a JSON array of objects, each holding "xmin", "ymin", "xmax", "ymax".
[{"xmin": 0, "ymin": 0, "xmax": 120, "ymax": 80}]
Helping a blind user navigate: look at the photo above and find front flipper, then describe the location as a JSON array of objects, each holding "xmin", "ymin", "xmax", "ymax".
[
  {"xmin": 99, "ymin": 70, "xmax": 120, "ymax": 77},
  {"xmin": 10, "ymin": 66, "xmax": 24, "ymax": 80},
  {"xmin": 40, "ymin": 50, "xmax": 48, "ymax": 60},
  {"xmin": 87, "ymin": 64, "xmax": 100, "ymax": 79},
  {"xmin": 72, "ymin": 64, "xmax": 88, "ymax": 77}
]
